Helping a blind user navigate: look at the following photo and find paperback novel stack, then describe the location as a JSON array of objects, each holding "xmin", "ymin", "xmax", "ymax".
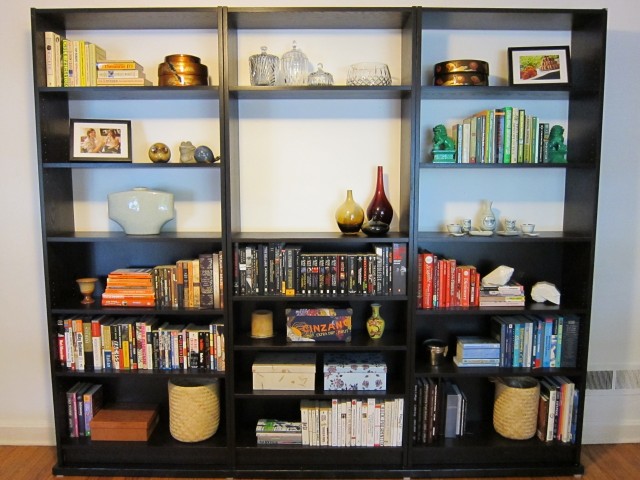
[
  {"xmin": 255, "ymin": 419, "xmax": 302, "ymax": 445},
  {"xmin": 96, "ymin": 60, "xmax": 152, "ymax": 86},
  {"xmin": 101, "ymin": 268, "xmax": 155, "ymax": 307},
  {"xmin": 479, "ymin": 280, "xmax": 525, "ymax": 307},
  {"xmin": 453, "ymin": 336, "xmax": 500, "ymax": 367}
]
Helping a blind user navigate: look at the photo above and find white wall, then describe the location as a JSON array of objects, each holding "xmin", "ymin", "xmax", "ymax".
[{"xmin": 1, "ymin": 0, "xmax": 638, "ymax": 445}]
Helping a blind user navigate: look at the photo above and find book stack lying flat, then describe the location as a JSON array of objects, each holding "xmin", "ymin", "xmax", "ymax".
[
  {"xmin": 256, "ymin": 419, "xmax": 302, "ymax": 445},
  {"xmin": 101, "ymin": 268, "xmax": 155, "ymax": 307},
  {"xmin": 453, "ymin": 336, "xmax": 500, "ymax": 367},
  {"xmin": 96, "ymin": 60, "xmax": 152, "ymax": 86},
  {"xmin": 479, "ymin": 280, "xmax": 525, "ymax": 307}
]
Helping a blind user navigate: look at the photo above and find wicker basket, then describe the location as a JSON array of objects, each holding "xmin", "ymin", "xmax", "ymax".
[
  {"xmin": 169, "ymin": 378, "xmax": 220, "ymax": 442},
  {"xmin": 493, "ymin": 377, "xmax": 540, "ymax": 440}
]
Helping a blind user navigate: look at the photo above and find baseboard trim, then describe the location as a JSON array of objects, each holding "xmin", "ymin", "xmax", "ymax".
[
  {"xmin": 0, "ymin": 425, "xmax": 55, "ymax": 446},
  {"xmin": 582, "ymin": 422, "xmax": 640, "ymax": 444}
]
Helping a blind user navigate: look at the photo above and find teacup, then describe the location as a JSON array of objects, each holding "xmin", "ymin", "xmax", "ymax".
[
  {"xmin": 521, "ymin": 223, "xmax": 535, "ymax": 234},
  {"xmin": 446, "ymin": 223, "xmax": 462, "ymax": 234},
  {"xmin": 504, "ymin": 218, "xmax": 517, "ymax": 232},
  {"xmin": 460, "ymin": 218, "xmax": 472, "ymax": 233}
]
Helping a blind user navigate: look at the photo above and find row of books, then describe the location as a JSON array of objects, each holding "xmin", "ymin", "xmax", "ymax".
[
  {"xmin": 102, "ymin": 252, "xmax": 224, "ymax": 309},
  {"xmin": 445, "ymin": 107, "xmax": 553, "ymax": 164},
  {"xmin": 66, "ymin": 382, "xmax": 103, "ymax": 438},
  {"xmin": 57, "ymin": 315, "xmax": 225, "ymax": 372},
  {"xmin": 233, "ymin": 243, "xmax": 407, "ymax": 297},
  {"xmin": 299, "ymin": 398, "xmax": 404, "ymax": 447},
  {"xmin": 413, "ymin": 378, "xmax": 467, "ymax": 444},
  {"xmin": 416, "ymin": 252, "xmax": 480, "ymax": 308},
  {"xmin": 44, "ymin": 31, "xmax": 151, "ymax": 87},
  {"xmin": 490, "ymin": 314, "xmax": 580, "ymax": 368},
  {"xmin": 536, "ymin": 376, "xmax": 579, "ymax": 444}
]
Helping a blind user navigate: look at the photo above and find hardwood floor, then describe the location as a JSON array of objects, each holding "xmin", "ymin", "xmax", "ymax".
[{"xmin": 0, "ymin": 443, "xmax": 638, "ymax": 480}]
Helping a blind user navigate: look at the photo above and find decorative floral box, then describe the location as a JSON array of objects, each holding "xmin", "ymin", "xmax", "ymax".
[
  {"xmin": 285, "ymin": 307, "xmax": 352, "ymax": 342},
  {"xmin": 323, "ymin": 353, "xmax": 387, "ymax": 391},
  {"xmin": 252, "ymin": 353, "xmax": 316, "ymax": 391}
]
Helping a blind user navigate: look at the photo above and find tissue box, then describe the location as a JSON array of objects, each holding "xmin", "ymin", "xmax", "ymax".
[
  {"xmin": 252, "ymin": 353, "xmax": 316, "ymax": 391},
  {"xmin": 323, "ymin": 353, "xmax": 387, "ymax": 391},
  {"xmin": 286, "ymin": 307, "xmax": 352, "ymax": 342}
]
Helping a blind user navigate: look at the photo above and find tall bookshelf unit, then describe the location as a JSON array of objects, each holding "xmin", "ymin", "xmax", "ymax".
[{"xmin": 31, "ymin": 6, "xmax": 607, "ymax": 478}]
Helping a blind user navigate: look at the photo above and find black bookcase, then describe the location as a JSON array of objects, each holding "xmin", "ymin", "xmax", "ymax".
[{"xmin": 31, "ymin": 6, "xmax": 606, "ymax": 478}]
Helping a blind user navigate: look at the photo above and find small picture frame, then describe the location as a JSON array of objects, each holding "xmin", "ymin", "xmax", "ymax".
[
  {"xmin": 70, "ymin": 119, "xmax": 132, "ymax": 162},
  {"xmin": 508, "ymin": 46, "xmax": 571, "ymax": 86}
]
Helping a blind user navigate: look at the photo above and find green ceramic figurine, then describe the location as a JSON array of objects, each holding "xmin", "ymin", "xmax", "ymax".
[
  {"xmin": 547, "ymin": 124, "xmax": 568, "ymax": 163},
  {"xmin": 431, "ymin": 124, "xmax": 456, "ymax": 163}
]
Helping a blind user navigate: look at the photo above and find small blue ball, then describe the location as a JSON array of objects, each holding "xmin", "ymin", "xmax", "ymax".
[{"xmin": 194, "ymin": 145, "xmax": 214, "ymax": 163}]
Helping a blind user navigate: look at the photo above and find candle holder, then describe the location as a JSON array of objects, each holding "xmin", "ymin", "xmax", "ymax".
[{"xmin": 76, "ymin": 277, "xmax": 98, "ymax": 304}]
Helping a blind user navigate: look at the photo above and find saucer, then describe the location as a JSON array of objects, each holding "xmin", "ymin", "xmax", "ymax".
[
  {"xmin": 522, "ymin": 232, "xmax": 539, "ymax": 237},
  {"xmin": 497, "ymin": 230, "xmax": 519, "ymax": 236},
  {"xmin": 449, "ymin": 232, "xmax": 465, "ymax": 237},
  {"xmin": 469, "ymin": 230, "xmax": 493, "ymax": 236}
]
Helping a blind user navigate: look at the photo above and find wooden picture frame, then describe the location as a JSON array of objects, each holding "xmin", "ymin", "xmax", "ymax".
[
  {"xmin": 508, "ymin": 46, "xmax": 571, "ymax": 86},
  {"xmin": 70, "ymin": 119, "xmax": 132, "ymax": 162}
]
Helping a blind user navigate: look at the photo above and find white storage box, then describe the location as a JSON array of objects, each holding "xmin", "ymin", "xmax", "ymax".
[{"xmin": 252, "ymin": 353, "xmax": 316, "ymax": 391}]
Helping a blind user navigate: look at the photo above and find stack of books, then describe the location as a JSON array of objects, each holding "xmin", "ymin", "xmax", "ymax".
[
  {"xmin": 453, "ymin": 336, "xmax": 500, "ymax": 367},
  {"xmin": 479, "ymin": 280, "xmax": 525, "ymax": 307},
  {"xmin": 255, "ymin": 419, "xmax": 302, "ymax": 445},
  {"xmin": 96, "ymin": 60, "xmax": 152, "ymax": 86},
  {"xmin": 101, "ymin": 268, "xmax": 155, "ymax": 307}
]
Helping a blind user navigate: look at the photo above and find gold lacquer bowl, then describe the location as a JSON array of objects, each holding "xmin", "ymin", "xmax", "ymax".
[{"xmin": 159, "ymin": 74, "xmax": 208, "ymax": 86}]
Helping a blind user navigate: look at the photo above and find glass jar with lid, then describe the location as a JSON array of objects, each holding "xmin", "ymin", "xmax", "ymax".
[
  {"xmin": 249, "ymin": 46, "xmax": 279, "ymax": 86},
  {"xmin": 278, "ymin": 41, "xmax": 310, "ymax": 86},
  {"xmin": 308, "ymin": 63, "xmax": 334, "ymax": 86}
]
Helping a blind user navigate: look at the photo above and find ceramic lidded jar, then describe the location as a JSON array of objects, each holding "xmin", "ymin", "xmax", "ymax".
[{"xmin": 108, "ymin": 187, "xmax": 175, "ymax": 235}]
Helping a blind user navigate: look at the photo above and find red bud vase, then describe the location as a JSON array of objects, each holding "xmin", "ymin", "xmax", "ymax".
[{"xmin": 366, "ymin": 166, "xmax": 393, "ymax": 226}]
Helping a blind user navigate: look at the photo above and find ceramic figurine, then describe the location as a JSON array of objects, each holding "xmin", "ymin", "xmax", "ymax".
[
  {"xmin": 547, "ymin": 125, "xmax": 568, "ymax": 163},
  {"xmin": 179, "ymin": 141, "xmax": 196, "ymax": 163},
  {"xmin": 148, "ymin": 142, "xmax": 171, "ymax": 163},
  {"xmin": 194, "ymin": 145, "xmax": 215, "ymax": 163},
  {"xmin": 431, "ymin": 124, "xmax": 456, "ymax": 163}
]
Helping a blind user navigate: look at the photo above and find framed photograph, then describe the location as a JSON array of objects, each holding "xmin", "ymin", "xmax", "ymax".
[
  {"xmin": 70, "ymin": 119, "xmax": 132, "ymax": 162},
  {"xmin": 508, "ymin": 46, "xmax": 571, "ymax": 86}
]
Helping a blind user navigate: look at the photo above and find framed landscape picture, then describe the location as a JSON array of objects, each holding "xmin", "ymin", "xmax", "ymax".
[
  {"xmin": 70, "ymin": 119, "xmax": 132, "ymax": 162},
  {"xmin": 508, "ymin": 46, "xmax": 571, "ymax": 86}
]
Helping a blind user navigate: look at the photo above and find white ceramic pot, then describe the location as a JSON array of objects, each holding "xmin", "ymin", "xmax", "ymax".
[{"xmin": 108, "ymin": 187, "xmax": 175, "ymax": 235}]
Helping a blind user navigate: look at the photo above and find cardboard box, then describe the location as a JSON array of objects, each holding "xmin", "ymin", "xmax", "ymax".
[
  {"xmin": 323, "ymin": 353, "xmax": 387, "ymax": 391},
  {"xmin": 90, "ymin": 404, "xmax": 159, "ymax": 441},
  {"xmin": 285, "ymin": 307, "xmax": 352, "ymax": 342},
  {"xmin": 252, "ymin": 353, "xmax": 316, "ymax": 391}
]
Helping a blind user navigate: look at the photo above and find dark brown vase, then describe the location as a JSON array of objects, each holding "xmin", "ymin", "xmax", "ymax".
[{"xmin": 366, "ymin": 165, "xmax": 393, "ymax": 226}]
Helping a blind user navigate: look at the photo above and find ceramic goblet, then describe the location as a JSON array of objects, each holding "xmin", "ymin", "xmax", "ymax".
[{"xmin": 76, "ymin": 277, "xmax": 98, "ymax": 304}]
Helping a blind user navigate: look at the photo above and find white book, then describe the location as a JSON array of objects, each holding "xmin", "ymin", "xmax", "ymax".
[
  {"xmin": 366, "ymin": 398, "xmax": 376, "ymax": 447},
  {"xmin": 45, "ymin": 31, "xmax": 56, "ymax": 86},
  {"xmin": 331, "ymin": 398, "xmax": 339, "ymax": 446},
  {"xmin": 396, "ymin": 398, "xmax": 404, "ymax": 446}
]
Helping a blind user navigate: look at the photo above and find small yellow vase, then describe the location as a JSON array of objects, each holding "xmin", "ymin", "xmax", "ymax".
[{"xmin": 366, "ymin": 303, "xmax": 385, "ymax": 339}]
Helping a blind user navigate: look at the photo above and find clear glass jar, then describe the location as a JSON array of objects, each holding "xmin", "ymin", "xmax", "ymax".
[
  {"xmin": 278, "ymin": 41, "xmax": 310, "ymax": 86},
  {"xmin": 308, "ymin": 63, "xmax": 334, "ymax": 86},
  {"xmin": 249, "ymin": 46, "xmax": 279, "ymax": 86}
]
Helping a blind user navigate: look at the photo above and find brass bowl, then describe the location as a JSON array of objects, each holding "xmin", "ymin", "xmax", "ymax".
[
  {"xmin": 159, "ymin": 73, "xmax": 208, "ymax": 86},
  {"xmin": 158, "ymin": 54, "xmax": 208, "ymax": 85}
]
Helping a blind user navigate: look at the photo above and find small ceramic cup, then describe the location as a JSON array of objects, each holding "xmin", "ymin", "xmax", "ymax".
[
  {"xmin": 460, "ymin": 218, "xmax": 472, "ymax": 233},
  {"xmin": 504, "ymin": 218, "xmax": 517, "ymax": 232},
  {"xmin": 447, "ymin": 223, "xmax": 462, "ymax": 234},
  {"xmin": 521, "ymin": 223, "xmax": 535, "ymax": 234}
]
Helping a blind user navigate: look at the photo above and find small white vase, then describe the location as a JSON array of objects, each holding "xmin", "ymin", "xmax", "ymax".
[
  {"xmin": 108, "ymin": 187, "xmax": 175, "ymax": 235},
  {"xmin": 480, "ymin": 200, "xmax": 496, "ymax": 231}
]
